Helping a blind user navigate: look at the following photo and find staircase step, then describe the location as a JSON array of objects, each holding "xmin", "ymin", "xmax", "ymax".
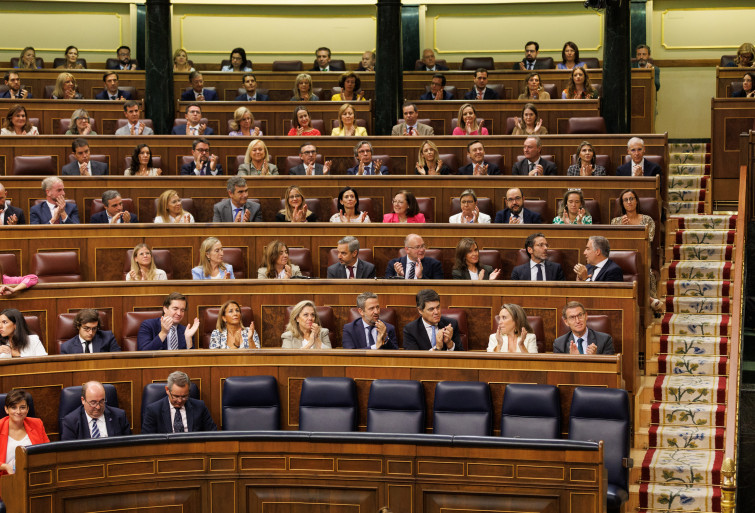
[
  {"xmin": 647, "ymin": 425, "xmax": 724, "ymax": 450},
  {"xmin": 666, "ymin": 201, "xmax": 707, "ymax": 215},
  {"xmin": 669, "ymin": 152, "xmax": 711, "ymax": 165},
  {"xmin": 653, "ymin": 375, "xmax": 727, "ymax": 404},
  {"xmin": 668, "ymin": 214, "xmax": 737, "ymax": 230},
  {"xmin": 648, "ymin": 355, "xmax": 728, "ymax": 375},
  {"xmin": 637, "ymin": 482, "xmax": 722, "ymax": 512},
  {"xmin": 670, "ymin": 230, "xmax": 735, "ymax": 246},
  {"xmin": 664, "ymin": 280, "xmax": 731, "ymax": 298},
  {"xmin": 665, "ymin": 296, "xmax": 730, "ymax": 315},
  {"xmin": 662, "ymin": 261, "xmax": 732, "ymax": 281},
  {"xmin": 668, "ymin": 188, "xmax": 706, "ymax": 202},
  {"xmin": 641, "ymin": 448, "xmax": 723, "ymax": 485},
  {"xmin": 639, "ymin": 403, "xmax": 726, "ymax": 428},
  {"xmin": 669, "ymin": 142, "xmax": 710, "ymax": 153},
  {"xmin": 669, "ymin": 164, "xmax": 710, "ymax": 176},
  {"xmin": 653, "ymin": 335, "xmax": 729, "ymax": 356},
  {"xmin": 667, "ymin": 245, "xmax": 734, "ymax": 262},
  {"xmin": 660, "ymin": 314, "xmax": 732, "ymax": 337}
]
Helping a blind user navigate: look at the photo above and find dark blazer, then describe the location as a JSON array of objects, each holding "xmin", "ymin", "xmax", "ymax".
[
  {"xmin": 494, "ymin": 207, "xmax": 543, "ymax": 224},
  {"xmin": 451, "ymin": 264, "xmax": 494, "ymax": 280},
  {"xmin": 403, "ymin": 316, "xmax": 463, "ymax": 351},
  {"xmin": 417, "ymin": 63, "xmax": 449, "ymax": 71},
  {"xmin": 2, "ymin": 204, "xmax": 26, "ymax": 225},
  {"xmin": 384, "ymin": 256, "xmax": 443, "ymax": 279},
  {"xmin": 60, "ymin": 405, "xmax": 132, "ymax": 440},
  {"xmin": 179, "ymin": 88, "xmax": 219, "ymax": 101},
  {"xmin": 60, "ymin": 330, "xmax": 122, "ymax": 354},
  {"xmin": 342, "ymin": 318, "xmax": 398, "ymax": 350},
  {"xmin": 512, "ymin": 158, "xmax": 558, "ymax": 176},
  {"xmin": 457, "ymin": 161, "xmax": 502, "ymax": 175},
  {"xmin": 234, "ymin": 92, "xmax": 270, "ymax": 101},
  {"xmin": 615, "ymin": 158, "xmax": 662, "ymax": 177},
  {"xmin": 327, "ymin": 260, "xmax": 376, "ymax": 279},
  {"xmin": 553, "ymin": 329, "xmax": 614, "ymax": 354},
  {"xmin": 0, "ymin": 90, "xmax": 32, "ymax": 99},
  {"xmin": 289, "ymin": 163, "xmax": 325, "ymax": 175},
  {"xmin": 513, "ymin": 59, "xmax": 552, "ymax": 70},
  {"xmin": 309, "ymin": 62, "xmax": 346, "ymax": 72},
  {"xmin": 95, "ymin": 89, "xmax": 133, "ymax": 100},
  {"xmin": 346, "ymin": 162, "xmax": 389, "ymax": 175},
  {"xmin": 420, "ymin": 90, "xmax": 453, "ymax": 100},
  {"xmin": 511, "ymin": 260, "xmax": 565, "ymax": 281},
  {"xmin": 587, "ymin": 259, "xmax": 624, "ymax": 282},
  {"xmin": 30, "ymin": 201, "xmax": 79, "ymax": 224},
  {"xmin": 180, "ymin": 161, "xmax": 223, "ymax": 176},
  {"xmin": 464, "ymin": 88, "xmax": 499, "ymax": 100},
  {"xmin": 170, "ymin": 125, "xmax": 215, "ymax": 135},
  {"xmin": 61, "ymin": 160, "xmax": 109, "ymax": 176},
  {"xmin": 89, "ymin": 211, "xmax": 138, "ymax": 224},
  {"xmin": 212, "ymin": 199, "xmax": 262, "ymax": 222},
  {"xmin": 141, "ymin": 396, "xmax": 217, "ymax": 434},
  {"xmin": 137, "ymin": 317, "xmax": 189, "ymax": 351}
]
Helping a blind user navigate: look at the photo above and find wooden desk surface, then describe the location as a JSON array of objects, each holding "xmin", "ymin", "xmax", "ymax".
[
  {"xmin": 715, "ymin": 66, "xmax": 752, "ymax": 98},
  {"xmin": 711, "ymin": 98, "xmax": 755, "ymax": 202}
]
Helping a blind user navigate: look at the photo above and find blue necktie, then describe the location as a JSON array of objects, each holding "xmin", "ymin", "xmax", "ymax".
[
  {"xmin": 577, "ymin": 337, "xmax": 584, "ymax": 354},
  {"xmin": 407, "ymin": 262, "xmax": 415, "ymax": 280},
  {"xmin": 365, "ymin": 326, "xmax": 375, "ymax": 349},
  {"xmin": 173, "ymin": 407, "xmax": 184, "ymax": 433},
  {"xmin": 91, "ymin": 418, "xmax": 100, "ymax": 438},
  {"xmin": 233, "ymin": 207, "xmax": 242, "ymax": 221},
  {"xmin": 536, "ymin": 264, "xmax": 544, "ymax": 281},
  {"xmin": 431, "ymin": 325, "xmax": 437, "ymax": 349}
]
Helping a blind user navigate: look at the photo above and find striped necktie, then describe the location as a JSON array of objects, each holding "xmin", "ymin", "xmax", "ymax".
[{"xmin": 91, "ymin": 418, "xmax": 101, "ymax": 438}]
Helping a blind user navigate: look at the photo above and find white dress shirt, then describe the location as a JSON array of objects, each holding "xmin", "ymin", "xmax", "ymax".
[
  {"xmin": 587, "ymin": 259, "xmax": 607, "ymax": 281},
  {"xmin": 404, "ymin": 258, "xmax": 420, "ymax": 280},
  {"xmin": 361, "ymin": 319, "xmax": 378, "ymax": 350},
  {"xmin": 85, "ymin": 412, "xmax": 108, "ymax": 438},
  {"xmin": 170, "ymin": 405, "xmax": 188, "ymax": 432}
]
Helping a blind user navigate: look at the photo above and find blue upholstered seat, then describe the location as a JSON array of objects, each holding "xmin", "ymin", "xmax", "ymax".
[
  {"xmin": 432, "ymin": 381, "xmax": 492, "ymax": 436},
  {"xmin": 501, "ymin": 383, "xmax": 561, "ymax": 439},
  {"xmin": 299, "ymin": 377, "xmax": 357, "ymax": 432},
  {"xmin": 367, "ymin": 379, "xmax": 425, "ymax": 434},
  {"xmin": 222, "ymin": 376, "xmax": 280, "ymax": 431}
]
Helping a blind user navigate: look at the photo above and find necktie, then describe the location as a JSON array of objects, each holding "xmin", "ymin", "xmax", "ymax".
[
  {"xmin": 474, "ymin": 164, "xmax": 480, "ymax": 174},
  {"xmin": 590, "ymin": 266, "xmax": 598, "ymax": 281},
  {"xmin": 577, "ymin": 337, "xmax": 584, "ymax": 354},
  {"xmin": 633, "ymin": 164, "xmax": 642, "ymax": 176},
  {"xmin": 168, "ymin": 326, "xmax": 179, "ymax": 350},
  {"xmin": 528, "ymin": 62, "xmax": 533, "ymax": 70},
  {"xmin": 347, "ymin": 266, "xmax": 354, "ymax": 279},
  {"xmin": 431, "ymin": 325, "xmax": 437, "ymax": 349},
  {"xmin": 528, "ymin": 162, "xmax": 535, "ymax": 173},
  {"xmin": 476, "ymin": 90, "xmax": 483, "ymax": 100},
  {"xmin": 91, "ymin": 418, "xmax": 100, "ymax": 438},
  {"xmin": 233, "ymin": 207, "xmax": 242, "ymax": 221},
  {"xmin": 407, "ymin": 126, "xmax": 414, "ymax": 135},
  {"xmin": 407, "ymin": 262, "xmax": 415, "ymax": 280},
  {"xmin": 249, "ymin": 96, "xmax": 255, "ymax": 101},
  {"xmin": 365, "ymin": 165, "xmax": 371, "ymax": 175},
  {"xmin": 365, "ymin": 326, "xmax": 375, "ymax": 349},
  {"xmin": 190, "ymin": 126, "xmax": 198, "ymax": 136},
  {"xmin": 173, "ymin": 407, "xmax": 184, "ymax": 433},
  {"xmin": 536, "ymin": 263, "xmax": 544, "ymax": 281},
  {"xmin": 84, "ymin": 340, "xmax": 91, "ymax": 353}
]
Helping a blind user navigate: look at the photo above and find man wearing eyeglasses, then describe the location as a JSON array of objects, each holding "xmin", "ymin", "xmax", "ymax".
[
  {"xmin": 384, "ymin": 233, "xmax": 444, "ymax": 279},
  {"xmin": 553, "ymin": 301, "xmax": 614, "ymax": 355},
  {"xmin": 180, "ymin": 138, "xmax": 223, "ymax": 176},
  {"xmin": 60, "ymin": 381, "xmax": 132, "ymax": 440},
  {"xmin": 494, "ymin": 188, "xmax": 543, "ymax": 224},
  {"xmin": 60, "ymin": 309, "xmax": 121, "ymax": 354},
  {"xmin": 142, "ymin": 371, "xmax": 217, "ymax": 434},
  {"xmin": 289, "ymin": 142, "xmax": 331, "ymax": 175}
]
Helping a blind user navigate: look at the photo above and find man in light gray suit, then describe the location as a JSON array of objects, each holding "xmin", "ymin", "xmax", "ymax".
[
  {"xmin": 326, "ymin": 236, "xmax": 376, "ymax": 279},
  {"xmin": 553, "ymin": 301, "xmax": 614, "ymax": 355},
  {"xmin": 61, "ymin": 139, "xmax": 109, "ymax": 176},
  {"xmin": 212, "ymin": 176, "xmax": 262, "ymax": 223},
  {"xmin": 391, "ymin": 102, "xmax": 434, "ymax": 136},
  {"xmin": 115, "ymin": 100, "xmax": 154, "ymax": 135}
]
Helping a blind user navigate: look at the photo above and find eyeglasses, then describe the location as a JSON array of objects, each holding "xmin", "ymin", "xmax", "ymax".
[
  {"xmin": 622, "ymin": 196, "xmax": 637, "ymax": 203},
  {"xmin": 301, "ymin": 150, "xmax": 317, "ymax": 155},
  {"xmin": 407, "ymin": 244, "xmax": 427, "ymax": 250},
  {"xmin": 195, "ymin": 147, "xmax": 210, "ymax": 153},
  {"xmin": 566, "ymin": 312, "xmax": 586, "ymax": 322},
  {"xmin": 460, "ymin": 200, "xmax": 476, "ymax": 205},
  {"xmin": 81, "ymin": 326, "xmax": 99, "ymax": 333},
  {"xmin": 85, "ymin": 399, "xmax": 106, "ymax": 408},
  {"xmin": 168, "ymin": 392, "xmax": 190, "ymax": 401},
  {"xmin": 506, "ymin": 196, "xmax": 523, "ymax": 202}
]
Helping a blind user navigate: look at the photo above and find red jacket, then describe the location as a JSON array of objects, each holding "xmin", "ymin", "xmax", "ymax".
[{"xmin": 0, "ymin": 416, "xmax": 49, "ymax": 479}]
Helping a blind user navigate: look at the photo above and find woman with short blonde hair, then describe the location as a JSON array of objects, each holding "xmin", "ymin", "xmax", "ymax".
[{"xmin": 281, "ymin": 300, "xmax": 331, "ymax": 349}]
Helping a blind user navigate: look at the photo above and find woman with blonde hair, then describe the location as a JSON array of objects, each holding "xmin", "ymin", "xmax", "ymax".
[
  {"xmin": 488, "ymin": 304, "xmax": 536, "ymax": 353},
  {"xmin": 64, "ymin": 108, "xmax": 96, "ymax": 135},
  {"xmin": 257, "ymin": 240, "xmax": 304, "ymax": 279},
  {"xmin": 191, "ymin": 237, "xmax": 234, "ymax": 280},
  {"xmin": 517, "ymin": 72, "xmax": 551, "ymax": 100},
  {"xmin": 730, "ymin": 43, "xmax": 755, "ymax": 68},
  {"xmin": 56, "ymin": 45, "xmax": 84, "ymax": 69},
  {"xmin": 173, "ymin": 48, "xmax": 194, "ymax": 72},
  {"xmin": 126, "ymin": 243, "xmax": 167, "ymax": 281},
  {"xmin": 210, "ymin": 300, "xmax": 260, "ymax": 349},
  {"xmin": 51, "ymin": 73, "xmax": 83, "ymax": 100},
  {"xmin": 415, "ymin": 140, "xmax": 451, "ymax": 175},
  {"xmin": 154, "ymin": 189, "xmax": 194, "ymax": 223},
  {"xmin": 331, "ymin": 103, "xmax": 368, "ymax": 137},
  {"xmin": 228, "ymin": 106, "xmax": 262, "ymax": 137},
  {"xmin": 281, "ymin": 300, "xmax": 331, "ymax": 349},
  {"xmin": 238, "ymin": 139, "xmax": 278, "ymax": 175},
  {"xmin": 276, "ymin": 185, "xmax": 317, "ymax": 222},
  {"xmin": 17, "ymin": 47, "xmax": 41, "ymax": 69},
  {"xmin": 452, "ymin": 103, "xmax": 488, "ymax": 135},
  {"xmin": 291, "ymin": 73, "xmax": 319, "ymax": 101}
]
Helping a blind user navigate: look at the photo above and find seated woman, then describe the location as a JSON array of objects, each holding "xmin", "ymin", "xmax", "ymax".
[
  {"xmin": 228, "ymin": 106, "xmax": 262, "ymax": 137},
  {"xmin": 449, "ymin": 189, "xmax": 491, "ymax": 224},
  {"xmin": 512, "ymin": 103, "xmax": 548, "ymax": 136},
  {"xmin": 281, "ymin": 300, "xmax": 332, "ymax": 349},
  {"xmin": 383, "ymin": 190, "xmax": 425, "ymax": 223},
  {"xmin": 220, "ymin": 47, "xmax": 252, "ymax": 72},
  {"xmin": 732, "ymin": 72, "xmax": 755, "ymax": 98},
  {"xmin": 727, "ymin": 43, "xmax": 755, "ymax": 68},
  {"xmin": 562, "ymin": 67, "xmax": 599, "ymax": 99},
  {"xmin": 331, "ymin": 72, "xmax": 365, "ymax": 102},
  {"xmin": 0, "ymin": 308, "xmax": 47, "ymax": 358},
  {"xmin": 173, "ymin": 48, "xmax": 195, "ymax": 72},
  {"xmin": 257, "ymin": 240, "xmax": 304, "ymax": 279},
  {"xmin": 192, "ymin": 237, "xmax": 234, "ymax": 280},
  {"xmin": 238, "ymin": 139, "xmax": 278, "ymax": 175},
  {"xmin": 452, "ymin": 238, "xmax": 500, "ymax": 280},
  {"xmin": 415, "ymin": 140, "xmax": 451, "ymax": 175},
  {"xmin": 557, "ymin": 41, "xmax": 585, "ymax": 70},
  {"xmin": 566, "ymin": 141, "xmax": 606, "ymax": 176},
  {"xmin": 1, "ymin": 105, "xmax": 39, "ymax": 136},
  {"xmin": 56, "ymin": 45, "xmax": 85, "ymax": 69},
  {"xmin": 517, "ymin": 72, "xmax": 551, "ymax": 100},
  {"xmin": 125, "ymin": 144, "xmax": 161, "ymax": 176},
  {"xmin": 0, "ymin": 261, "xmax": 37, "ymax": 295},
  {"xmin": 210, "ymin": 300, "xmax": 260, "ymax": 349},
  {"xmin": 65, "ymin": 108, "xmax": 96, "ymax": 135},
  {"xmin": 487, "ymin": 304, "xmax": 537, "ymax": 353},
  {"xmin": 276, "ymin": 185, "xmax": 318, "ymax": 222},
  {"xmin": 331, "ymin": 103, "xmax": 367, "ymax": 137},
  {"xmin": 126, "ymin": 243, "xmax": 168, "ymax": 281},
  {"xmin": 553, "ymin": 189, "xmax": 592, "ymax": 225},
  {"xmin": 452, "ymin": 103, "xmax": 488, "ymax": 135},
  {"xmin": 0, "ymin": 390, "xmax": 49, "ymax": 477},
  {"xmin": 330, "ymin": 186, "xmax": 371, "ymax": 223},
  {"xmin": 287, "ymin": 106, "xmax": 321, "ymax": 136},
  {"xmin": 17, "ymin": 47, "xmax": 41, "ymax": 69},
  {"xmin": 51, "ymin": 73, "xmax": 83, "ymax": 100},
  {"xmin": 154, "ymin": 189, "xmax": 195, "ymax": 224},
  {"xmin": 290, "ymin": 73, "xmax": 319, "ymax": 101}
]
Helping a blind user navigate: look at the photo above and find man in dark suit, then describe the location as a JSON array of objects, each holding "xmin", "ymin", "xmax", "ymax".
[
  {"xmin": 417, "ymin": 49, "xmax": 449, "ymax": 71},
  {"xmin": 61, "ymin": 138, "xmax": 109, "ymax": 176},
  {"xmin": 356, "ymin": 51, "xmax": 375, "ymax": 72},
  {"xmin": 94, "ymin": 72, "xmax": 133, "ymax": 100},
  {"xmin": 60, "ymin": 381, "xmax": 132, "ymax": 440},
  {"xmin": 137, "ymin": 292, "xmax": 200, "ymax": 351},
  {"xmin": 384, "ymin": 234, "xmax": 444, "ymax": 280},
  {"xmin": 171, "ymin": 104, "xmax": 215, "ymax": 136},
  {"xmin": 458, "ymin": 140, "xmax": 501, "ymax": 175},
  {"xmin": 289, "ymin": 142, "xmax": 332, "ymax": 175},
  {"xmin": 464, "ymin": 68, "xmax": 499, "ymax": 100},
  {"xmin": 511, "ymin": 136, "xmax": 557, "ymax": 176},
  {"xmin": 30, "ymin": 177, "xmax": 79, "ymax": 224},
  {"xmin": 212, "ymin": 177, "xmax": 262, "ymax": 222},
  {"xmin": 494, "ymin": 188, "xmax": 543, "ymax": 224},
  {"xmin": 346, "ymin": 141, "xmax": 389, "ymax": 175},
  {"xmin": 310, "ymin": 47, "xmax": 345, "ymax": 72},
  {"xmin": 513, "ymin": 41, "xmax": 552, "ymax": 70},
  {"xmin": 234, "ymin": 73, "xmax": 269, "ymax": 101},
  {"xmin": 420, "ymin": 73, "xmax": 453, "ymax": 100},
  {"xmin": 141, "ymin": 371, "xmax": 217, "ymax": 434},
  {"xmin": 1, "ymin": 71, "xmax": 32, "ymax": 99},
  {"xmin": 0, "ymin": 183, "xmax": 25, "ymax": 225},
  {"xmin": 107, "ymin": 45, "xmax": 138, "ymax": 70},
  {"xmin": 327, "ymin": 236, "xmax": 376, "ymax": 279},
  {"xmin": 89, "ymin": 190, "xmax": 137, "ymax": 224},
  {"xmin": 180, "ymin": 138, "xmax": 223, "ymax": 176},
  {"xmin": 403, "ymin": 289, "xmax": 463, "ymax": 351},
  {"xmin": 60, "ymin": 309, "xmax": 122, "ymax": 354},
  {"xmin": 616, "ymin": 137, "xmax": 662, "ymax": 177},
  {"xmin": 574, "ymin": 236, "xmax": 624, "ymax": 282},
  {"xmin": 179, "ymin": 71, "xmax": 218, "ymax": 101},
  {"xmin": 342, "ymin": 292, "xmax": 397, "ymax": 350},
  {"xmin": 553, "ymin": 301, "xmax": 614, "ymax": 354},
  {"xmin": 510, "ymin": 233, "xmax": 565, "ymax": 281}
]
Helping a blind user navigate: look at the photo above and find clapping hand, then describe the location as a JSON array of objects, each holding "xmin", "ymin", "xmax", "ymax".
[
  {"xmin": 415, "ymin": 162, "xmax": 426, "ymax": 175},
  {"xmin": 393, "ymin": 261, "xmax": 405, "ymax": 277},
  {"xmin": 185, "ymin": 318, "xmax": 200, "ymax": 348},
  {"xmin": 323, "ymin": 160, "xmax": 332, "ymax": 175},
  {"xmin": 529, "ymin": 164, "xmax": 544, "ymax": 176},
  {"xmin": 573, "ymin": 263, "xmax": 588, "ymax": 281}
]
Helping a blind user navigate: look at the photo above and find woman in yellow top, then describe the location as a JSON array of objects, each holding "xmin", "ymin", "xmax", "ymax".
[
  {"xmin": 330, "ymin": 103, "xmax": 368, "ymax": 137},
  {"xmin": 331, "ymin": 72, "xmax": 366, "ymax": 102}
]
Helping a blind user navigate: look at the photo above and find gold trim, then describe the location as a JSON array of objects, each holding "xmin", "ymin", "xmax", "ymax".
[
  {"xmin": 661, "ymin": 7, "xmax": 755, "ymax": 50},
  {"xmin": 56, "ymin": 464, "xmax": 105, "ymax": 483},
  {"xmin": 28, "ymin": 470, "xmax": 52, "ymax": 486},
  {"xmin": 107, "ymin": 459, "xmax": 156, "ymax": 478},
  {"xmin": 516, "ymin": 464, "xmax": 565, "ymax": 480},
  {"xmin": 288, "ymin": 456, "xmax": 335, "ymax": 471},
  {"xmin": 156, "ymin": 457, "xmax": 205, "ymax": 473},
  {"xmin": 0, "ymin": 11, "xmax": 124, "ymax": 53},
  {"xmin": 336, "ymin": 458, "xmax": 383, "ymax": 473},
  {"xmin": 416, "ymin": 460, "xmax": 464, "ymax": 476},
  {"xmin": 387, "ymin": 460, "xmax": 412, "ymax": 475}
]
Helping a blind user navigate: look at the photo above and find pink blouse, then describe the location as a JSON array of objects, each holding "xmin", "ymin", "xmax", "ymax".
[
  {"xmin": 382, "ymin": 213, "xmax": 426, "ymax": 223},
  {"xmin": 2, "ymin": 274, "xmax": 38, "ymax": 289},
  {"xmin": 452, "ymin": 127, "xmax": 489, "ymax": 136}
]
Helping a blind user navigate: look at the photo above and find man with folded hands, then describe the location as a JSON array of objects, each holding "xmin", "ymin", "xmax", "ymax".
[
  {"xmin": 403, "ymin": 289, "xmax": 462, "ymax": 351},
  {"xmin": 342, "ymin": 292, "xmax": 397, "ymax": 349}
]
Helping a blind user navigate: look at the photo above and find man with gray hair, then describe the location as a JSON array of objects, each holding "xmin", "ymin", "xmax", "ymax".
[
  {"xmin": 616, "ymin": 137, "xmax": 662, "ymax": 177},
  {"xmin": 346, "ymin": 141, "xmax": 389, "ymax": 175},
  {"xmin": 212, "ymin": 176, "xmax": 262, "ymax": 222},
  {"xmin": 90, "ymin": 190, "xmax": 137, "ymax": 223},
  {"xmin": 342, "ymin": 292, "xmax": 397, "ymax": 349},
  {"xmin": 60, "ymin": 380, "xmax": 132, "ymax": 440},
  {"xmin": 30, "ymin": 176, "xmax": 79, "ymax": 224},
  {"xmin": 574, "ymin": 236, "xmax": 624, "ymax": 282},
  {"xmin": 512, "ymin": 136, "xmax": 557, "ymax": 176},
  {"xmin": 141, "ymin": 370, "xmax": 217, "ymax": 434},
  {"xmin": 326, "ymin": 236, "xmax": 376, "ymax": 279}
]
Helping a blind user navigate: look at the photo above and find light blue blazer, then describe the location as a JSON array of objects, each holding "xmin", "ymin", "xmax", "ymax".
[{"xmin": 191, "ymin": 264, "xmax": 234, "ymax": 280}]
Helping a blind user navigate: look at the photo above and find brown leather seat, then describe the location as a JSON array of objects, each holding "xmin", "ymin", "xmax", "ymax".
[
  {"xmin": 523, "ymin": 199, "xmax": 549, "ymax": 222},
  {"xmin": 53, "ymin": 57, "xmax": 87, "ymax": 68},
  {"xmin": 583, "ymin": 199, "xmax": 602, "ymax": 224},
  {"xmin": 558, "ymin": 314, "xmax": 610, "ymax": 339},
  {"xmin": 438, "ymin": 153, "xmax": 459, "ymax": 174},
  {"xmin": 398, "ymin": 248, "xmax": 442, "ymax": 261},
  {"xmin": 283, "ymin": 154, "xmax": 324, "ymax": 174},
  {"xmin": 451, "ymin": 117, "xmax": 489, "ymax": 135},
  {"xmin": 461, "ymin": 57, "xmax": 494, "ymax": 70},
  {"xmin": 284, "ymin": 305, "xmax": 336, "ymax": 343},
  {"xmin": 537, "ymin": 57, "xmax": 555, "ymax": 69},
  {"xmin": 570, "ymin": 154, "xmax": 611, "ymax": 171},
  {"xmin": 729, "ymin": 80, "xmax": 742, "ymax": 97},
  {"xmin": 516, "ymin": 248, "xmax": 565, "ymax": 268},
  {"xmin": 347, "ymin": 307, "xmax": 397, "ymax": 328},
  {"xmin": 493, "ymin": 314, "xmax": 546, "ymax": 353},
  {"xmin": 272, "ymin": 60, "xmax": 303, "ymax": 71},
  {"xmin": 543, "ymin": 83, "xmax": 558, "ymax": 97},
  {"xmin": 288, "ymin": 119, "xmax": 325, "ymax": 134},
  {"xmin": 58, "ymin": 117, "xmax": 95, "ymax": 135},
  {"xmin": 10, "ymin": 57, "xmax": 44, "ymax": 68},
  {"xmin": 424, "ymin": 84, "xmax": 457, "ymax": 99},
  {"xmin": 153, "ymin": 197, "xmax": 196, "ymax": 218},
  {"xmin": 54, "ymin": 310, "xmax": 110, "ymax": 355},
  {"xmin": 30, "ymin": 251, "xmax": 82, "ymax": 283},
  {"xmin": 91, "ymin": 198, "xmax": 135, "ymax": 216},
  {"xmin": 234, "ymin": 87, "xmax": 270, "ymax": 99},
  {"xmin": 465, "ymin": 154, "xmax": 504, "ymax": 173},
  {"xmin": 28, "ymin": 118, "xmax": 40, "ymax": 130},
  {"xmin": 43, "ymin": 85, "xmax": 56, "ymax": 99},
  {"xmin": 414, "ymin": 59, "xmax": 448, "ymax": 70},
  {"xmin": 223, "ymin": 247, "xmax": 246, "ymax": 279},
  {"xmin": 278, "ymin": 198, "xmax": 321, "ymax": 221},
  {"xmin": 331, "ymin": 197, "xmax": 375, "ymax": 221},
  {"xmin": 581, "ymin": 57, "xmax": 600, "ymax": 69},
  {"xmin": 368, "ymin": 154, "xmax": 394, "ymax": 175},
  {"xmin": 32, "ymin": 198, "xmax": 78, "ymax": 213},
  {"xmin": 200, "ymin": 306, "xmax": 254, "ymax": 349},
  {"xmin": 0, "ymin": 253, "xmax": 20, "ymax": 276},
  {"xmin": 478, "ymin": 250, "xmax": 502, "ymax": 278},
  {"xmin": 719, "ymin": 55, "xmax": 737, "ymax": 67},
  {"xmin": 608, "ymin": 250, "xmax": 640, "ymax": 283},
  {"xmin": 504, "ymin": 117, "xmax": 517, "ymax": 135},
  {"xmin": 566, "ymin": 117, "xmax": 607, "ymax": 135},
  {"xmin": 124, "ymin": 155, "xmax": 163, "ymax": 172},
  {"xmin": 24, "ymin": 315, "xmax": 43, "ymax": 346},
  {"xmin": 114, "ymin": 118, "xmax": 153, "ymax": 134},
  {"xmin": 441, "ymin": 308, "xmax": 468, "ymax": 350},
  {"xmin": 487, "ymin": 83, "xmax": 505, "ymax": 99},
  {"xmin": 329, "ymin": 59, "xmax": 346, "ymax": 71},
  {"xmin": 122, "ymin": 310, "xmax": 162, "ymax": 351},
  {"xmin": 12, "ymin": 156, "xmax": 56, "ymax": 176},
  {"xmin": 450, "ymin": 197, "xmax": 494, "ymax": 218},
  {"xmin": 288, "ymin": 247, "xmax": 313, "ymax": 277},
  {"xmin": 416, "ymin": 197, "xmax": 434, "ymax": 223},
  {"xmin": 123, "ymin": 249, "xmax": 174, "ymax": 279},
  {"xmin": 327, "ymin": 248, "xmax": 374, "ymax": 267},
  {"xmin": 515, "ymin": 154, "xmax": 556, "ymax": 165}
]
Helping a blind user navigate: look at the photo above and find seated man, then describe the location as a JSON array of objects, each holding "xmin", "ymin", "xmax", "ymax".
[
  {"xmin": 553, "ymin": 301, "xmax": 614, "ymax": 354},
  {"xmin": 60, "ymin": 381, "xmax": 132, "ymax": 440},
  {"xmin": 403, "ymin": 289, "xmax": 462, "ymax": 351},
  {"xmin": 356, "ymin": 50, "xmax": 375, "ymax": 72},
  {"xmin": 171, "ymin": 103, "xmax": 214, "ymax": 136},
  {"xmin": 511, "ymin": 136, "xmax": 557, "ymax": 176},
  {"xmin": 632, "ymin": 44, "xmax": 660, "ymax": 91},
  {"xmin": 30, "ymin": 176, "xmax": 79, "ymax": 224},
  {"xmin": 310, "ymin": 46, "xmax": 344, "ymax": 72},
  {"xmin": 290, "ymin": 142, "xmax": 331, "ymax": 175},
  {"xmin": 90, "ymin": 190, "xmax": 137, "ymax": 224},
  {"xmin": 60, "ymin": 309, "xmax": 122, "ymax": 354},
  {"xmin": 346, "ymin": 141, "xmax": 389, "ymax": 175},
  {"xmin": 0, "ymin": 182, "xmax": 26, "ymax": 225},
  {"xmin": 342, "ymin": 292, "xmax": 397, "ymax": 349},
  {"xmin": 494, "ymin": 187, "xmax": 542, "ymax": 224},
  {"xmin": 1, "ymin": 71, "xmax": 32, "ymax": 99},
  {"xmin": 385, "ymin": 233, "xmax": 443, "ymax": 279},
  {"xmin": 458, "ymin": 140, "xmax": 502, "ymax": 175},
  {"xmin": 95, "ymin": 72, "xmax": 133, "ymax": 100},
  {"xmin": 510, "ymin": 233, "xmax": 565, "ymax": 281},
  {"xmin": 574, "ymin": 236, "xmax": 624, "ymax": 282},
  {"xmin": 616, "ymin": 137, "xmax": 662, "ymax": 177},
  {"xmin": 115, "ymin": 100, "xmax": 153, "ymax": 135},
  {"xmin": 391, "ymin": 102, "xmax": 434, "ymax": 136},
  {"xmin": 137, "ymin": 292, "xmax": 200, "ymax": 351},
  {"xmin": 326, "ymin": 236, "xmax": 376, "ymax": 279},
  {"xmin": 417, "ymin": 49, "xmax": 449, "ymax": 71},
  {"xmin": 464, "ymin": 68, "xmax": 499, "ymax": 100},
  {"xmin": 234, "ymin": 73, "xmax": 269, "ymax": 101},
  {"xmin": 62, "ymin": 138, "xmax": 109, "ymax": 176},
  {"xmin": 212, "ymin": 176, "xmax": 262, "ymax": 222},
  {"xmin": 421, "ymin": 73, "xmax": 453, "ymax": 100},
  {"xmin": 142, "ymin": 371, "xmax": 217, "ymax": 433},
  {"xmin": 513, "ymin": 41, "xmax": 550, "ymax": 71},
  {"xmin": 107, "ymin": 45, "xmax": 138, "ymax": 70},
  {"xmin": 179, "ymin": 71, "xmax": 218, "ymax": 101},
  {"xmin": 180, "ymin": 137, "xmax": 223, "ymax": 176}
]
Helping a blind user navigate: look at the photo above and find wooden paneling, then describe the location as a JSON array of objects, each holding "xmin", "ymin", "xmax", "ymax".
[
  {"xmin": 711, "ymin": 98, "xmax": 755, "ymax": 202},
  {"xmin": 716, "ymin": 67, "xmax": 753, "ymax": 98}
]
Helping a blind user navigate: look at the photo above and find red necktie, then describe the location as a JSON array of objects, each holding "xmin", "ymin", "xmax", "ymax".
[
  {"xmin": 407, "ymin": 126, "xmax": 414, "ymax": 135},
  {"xmin": 476, "ymin": 90, "xmax": 483, "ymax": 100},
  {"xmin": 347, "ymin": 266, "xmax": 354, "ymax": 279}
]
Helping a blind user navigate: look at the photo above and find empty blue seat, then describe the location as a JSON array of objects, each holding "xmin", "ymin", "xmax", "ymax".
[
  {"xmin": 222, "ymin": 376, "xmax": 280, "ymax": 431},
  {"xmin": 432, "ymin": 381, "xmax": 492, "ymax": 436},
  {"xmin": 501, "ymin": 383, "xmax": 561, "ymax": 439},
  {"xmin": 141, "ymin": 381, "xmax": 199, "ymax": 420},
  {"xmin": 58, "ymin": 384, "xmax": 119, "ymax": 433},
  {"xmin": 299, "ymin": 377, "xmax": 357, "ymax": 432},
  {"xmin": 367, "ymin": 379, "xmax": 425, "ymax": 434}
]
